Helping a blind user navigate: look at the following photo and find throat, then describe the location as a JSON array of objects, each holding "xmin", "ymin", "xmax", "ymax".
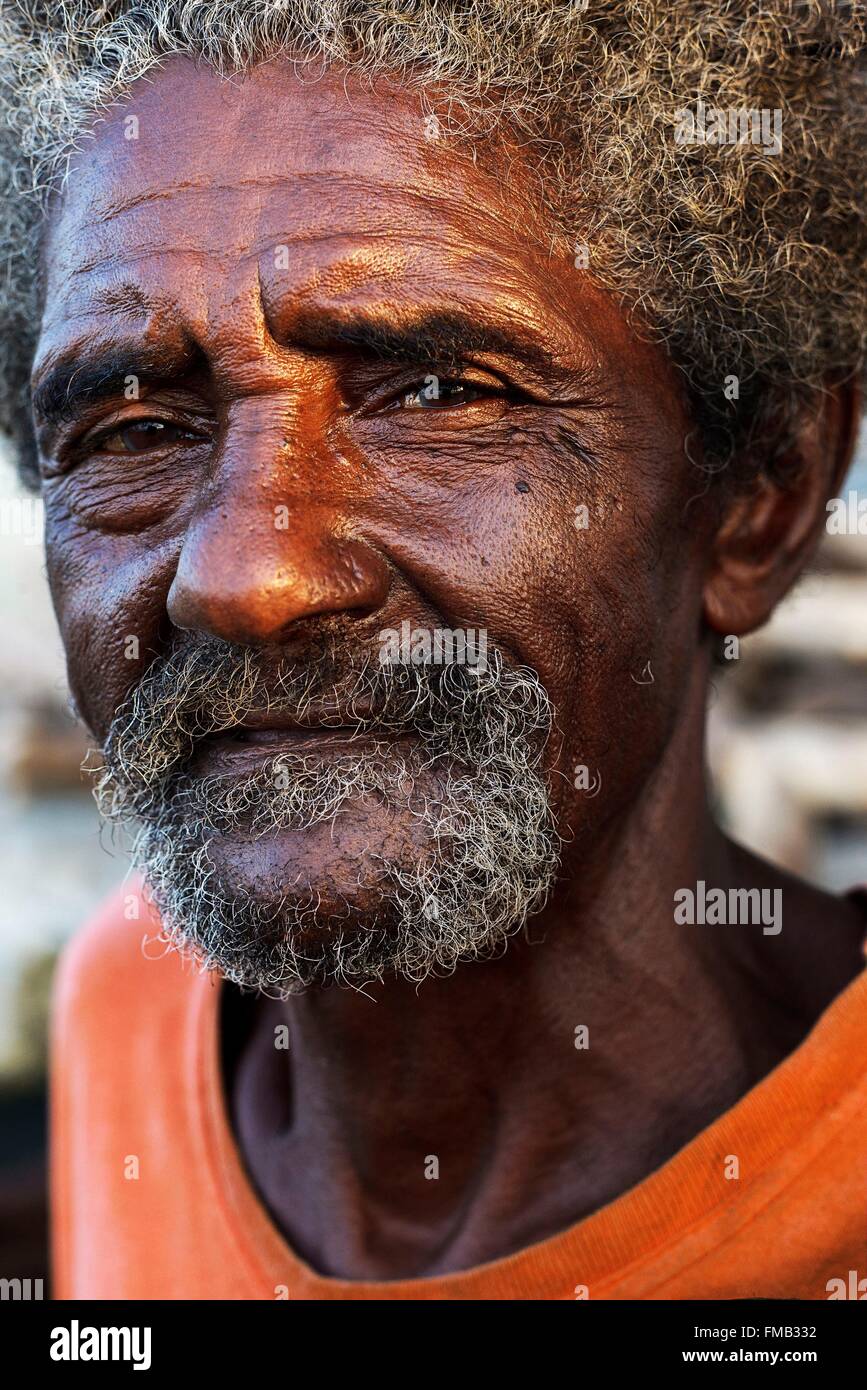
[{"xmin": 215, "ymin": 922, "xmax": 811, "ymax": 1283}]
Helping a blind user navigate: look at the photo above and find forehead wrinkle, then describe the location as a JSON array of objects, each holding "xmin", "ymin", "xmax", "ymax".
[
  {"xmin": 91, "ymin": 164, "xmax": 513, "ymax": 217},
  {"xmin": 92, "ymin": 177, "xmax": 211, "ymax": 223},
  {"xmin": 64, "ymin": 245, "xmax": 230, "ymax": 283},
  {"xmin": 84, "ymin": 168, "xmax": 529, "ymax": 257},
  {"xmin": 57, "ymin": 157, "xmax": 547, "ymax": 312},
  {"xmin": 55, "ymin": 228, "xmax": 547, "ymax": 339},
  {"xmin": 63, "ymin": 227, "xmax": 434, "ymax": 285}
]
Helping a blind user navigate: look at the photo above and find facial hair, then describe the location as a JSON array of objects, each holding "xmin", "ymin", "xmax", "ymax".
[{"xmin": 94, "ymin": 634, "xmax": 560, "ymax": 995}]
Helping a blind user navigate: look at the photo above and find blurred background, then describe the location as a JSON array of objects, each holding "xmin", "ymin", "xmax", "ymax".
[{"xmin": 0, "ymin": 432, "xmax": 865, "ymax": 1291}]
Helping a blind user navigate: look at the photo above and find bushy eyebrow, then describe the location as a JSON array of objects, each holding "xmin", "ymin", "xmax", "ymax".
[
  {"xmin": 31, "ymin": 307, "xmax": 562, "ymax": 432},
  {"xmin": 285, "ymin": 309, "xmax": 561, "ymax": 376},
  {"xmin": 31, "ymin": 344, "xmax": 197, "ymax": 430}
]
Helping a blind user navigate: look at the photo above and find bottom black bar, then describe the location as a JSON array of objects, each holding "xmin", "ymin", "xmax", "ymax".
[{"xmin": 1, "ymin": 1296, "xmax": 862, "ymax": 1375}]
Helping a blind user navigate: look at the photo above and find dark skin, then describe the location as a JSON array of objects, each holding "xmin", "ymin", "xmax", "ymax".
[{"xmin": 32, "ymin": 59, "xmax": 865, "ymax": 1279}]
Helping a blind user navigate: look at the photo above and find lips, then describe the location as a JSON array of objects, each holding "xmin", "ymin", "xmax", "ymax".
[
  {"xmin": 223, "ymin": 703, "xmax": 381, "ymax": 732},
  {"xmin": 189, "ymin": 724, "xmax": 415, "ymax": 775}
]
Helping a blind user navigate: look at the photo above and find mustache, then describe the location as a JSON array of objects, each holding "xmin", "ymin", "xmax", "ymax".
[
  {"xmin": 91, "ymin": 630, "xmax": 560, "ymax": 993},
  {"xmin": 93, "ymin": 631, "xmax": 553, "ymax": 818}
]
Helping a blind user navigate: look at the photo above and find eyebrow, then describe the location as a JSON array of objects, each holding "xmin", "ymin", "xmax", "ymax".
[
  {"xmin": 31, "ymin": 344, "xmax": 197, "ymax": 430},
  {"xmin": 285, "ymin": 309, "xmax": 560, "ymax": 376},
  {"xmin": 31, "ymin": 308, "xmax": 562, "ymax": 431}
]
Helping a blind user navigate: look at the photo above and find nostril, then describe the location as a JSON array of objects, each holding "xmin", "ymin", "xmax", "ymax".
[{"xmin": 167, "ymin": 531, "xmax": 391, "ymax": 647}]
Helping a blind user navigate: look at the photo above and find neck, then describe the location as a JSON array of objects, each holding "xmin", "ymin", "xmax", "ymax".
[{"xmin": 226, "ymin": 684, "xmax": 865, "ymax": 1280}]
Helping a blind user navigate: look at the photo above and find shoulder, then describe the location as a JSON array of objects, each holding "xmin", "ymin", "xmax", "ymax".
[
  {"xmin": 50, "ymin": 882, "xmax": 222, "ymax": 1298},
  {"xmin": 51, "ymin": 879, "xmax": 193, "ymax": 1052},
  {"xmin": 725, "ymin": 838, "xmax": 867, "ymax": 1023}
]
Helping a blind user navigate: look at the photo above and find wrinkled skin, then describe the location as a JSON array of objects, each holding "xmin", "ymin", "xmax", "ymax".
[{"xmin": 33, "ymin": 59, "xmax": 865, "ymax": 1278}]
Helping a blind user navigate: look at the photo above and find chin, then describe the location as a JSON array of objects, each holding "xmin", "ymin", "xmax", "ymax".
[
  {"xmin": 205, "ymin": 792, "xmax": 435, "ymax": 909},
  {"xmin": 133, "ymin": 799, "xmax": 450, "ymax": 993}
]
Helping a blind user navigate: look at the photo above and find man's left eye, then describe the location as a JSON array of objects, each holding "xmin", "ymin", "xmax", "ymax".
[{"xmin": 400, "ymin": 378, "xmax": 485, "ymax": 410}]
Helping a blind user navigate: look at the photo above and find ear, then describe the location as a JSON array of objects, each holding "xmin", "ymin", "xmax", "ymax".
[{"xmin": 703, "ymin": 382, "xmax": 861, "ymax": 637}]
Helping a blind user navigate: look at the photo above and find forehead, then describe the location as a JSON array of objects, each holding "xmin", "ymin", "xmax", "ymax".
[
  {"xmin": 39, "ymin": 57, "xmax": 578, "ymax": 354},
  {"xmin": 59, "ymin": 57, "xmax": 510, "ymax": 243},
  {"xmin": 35, "ymin": 56, "xmax": 689, "ymax": 432}
]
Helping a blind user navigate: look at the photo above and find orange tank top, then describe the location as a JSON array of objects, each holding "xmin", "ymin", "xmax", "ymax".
[{"xmin": 51, "ymin": 885, "xmax": 867, "ymax": 1300}]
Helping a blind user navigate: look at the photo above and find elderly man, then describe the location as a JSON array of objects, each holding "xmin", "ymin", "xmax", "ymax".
[{"xmin": 1, "ymin": 2, "xmax": 865, "ymax": 1300}]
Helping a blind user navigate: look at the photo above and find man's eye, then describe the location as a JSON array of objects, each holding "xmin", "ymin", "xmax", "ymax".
[
  {"xmin": 95, "ymin": 419, "xmax": 203, "ymax": 455},
  {"xmin": 400, "ymin": 378, "xmax": 486, "ymax": 410}
]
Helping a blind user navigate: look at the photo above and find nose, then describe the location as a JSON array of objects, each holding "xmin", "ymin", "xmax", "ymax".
[{"xmin": 167, "ymin": 495, "xmax": 390, "ymax": 646}]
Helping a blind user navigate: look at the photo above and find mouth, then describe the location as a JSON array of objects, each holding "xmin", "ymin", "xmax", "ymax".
[{"xmin": 189, "ymin": 723, "xmax": 417, "ymax": 776}]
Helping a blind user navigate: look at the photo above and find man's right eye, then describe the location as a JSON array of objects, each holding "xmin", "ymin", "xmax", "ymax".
[{"xmin": 94, "ymin": 418, "xmax": 205, "ymax": 455}]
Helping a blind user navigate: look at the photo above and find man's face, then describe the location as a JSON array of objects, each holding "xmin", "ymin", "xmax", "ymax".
[{"xmin": 31, "ymin": 58, "xmax": 715, "ymax": 989}]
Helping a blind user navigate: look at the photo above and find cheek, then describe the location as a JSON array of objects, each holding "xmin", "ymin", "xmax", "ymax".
[
  {"xmin": 347, "ymin": 435, "xmax": 707, "ymax": 841},
  {"xmin": 45, "ymin": 450, "xmax": 204, "ymax": 532},
  {"xmin": 44, "ymin": 505, "xmax": 179, "ymax": 737},
  {"xmin": 348, "ymin": 411, "xmax": 708, "ymax": 783},
  {"xmin": 540, "ymin": 497, "xmax": 709, "ymax": 844}
]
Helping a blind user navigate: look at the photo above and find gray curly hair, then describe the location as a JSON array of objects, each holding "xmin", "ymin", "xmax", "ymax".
[{"xmin": 1, "ymin": 0, "xmax": 865, "ymax": 488}]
